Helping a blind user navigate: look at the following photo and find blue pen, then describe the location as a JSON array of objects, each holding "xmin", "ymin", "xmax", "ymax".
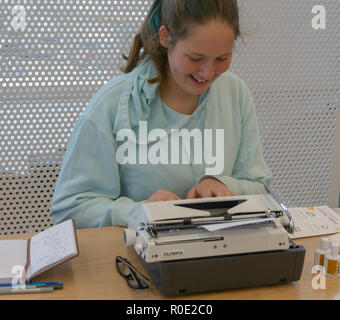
[{"xmin": 0, "ymin": 281, "xmax": 63, "ymax": 289}]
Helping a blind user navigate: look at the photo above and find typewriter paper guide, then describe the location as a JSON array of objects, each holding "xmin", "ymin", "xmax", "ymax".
[
  {"xmin": 141, "ymin": 199, "xmax": 211, "ymax": 222},
  {"xmin": 226, "ymin": 194, "xmax": 282, "ymax": 214},
  {"xmin": 140, "ymin": 194, "xmax": 282, "ymax": 223}
]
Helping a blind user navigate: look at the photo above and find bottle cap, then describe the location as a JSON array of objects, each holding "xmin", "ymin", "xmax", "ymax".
[
  {"xmin": 320, "ymin": 237, "xmax": 330, "ymax": 249},
  {"xmin": 330, "ymin": 242, "xmax": 339, "ymax": 255}
]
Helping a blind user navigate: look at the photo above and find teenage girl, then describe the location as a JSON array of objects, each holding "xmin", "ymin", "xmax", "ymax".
[{"xmin": 51, "ymin": 0, "xmax": 271, "ymax": 228}]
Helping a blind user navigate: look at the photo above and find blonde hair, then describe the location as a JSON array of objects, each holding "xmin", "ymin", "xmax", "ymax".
[{"xmin": 121, "ymin": 0, "xmax": 240, "ymax": 84}]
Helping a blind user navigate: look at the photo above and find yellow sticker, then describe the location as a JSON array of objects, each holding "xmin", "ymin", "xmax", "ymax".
[
  {"xmin": 306, "ymin": 207, "xmax": 315, "ymax": 211},
  {"xmin": 326, "ymin": 260, "xmax": 338, "ymax": 274},
  {"xmin": 319, "ymin": 254, "xmax": 325, "ymax": 266}
]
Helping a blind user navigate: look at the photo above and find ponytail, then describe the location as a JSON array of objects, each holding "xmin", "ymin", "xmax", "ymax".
[
  {"xmin": 120, "ymin": 0, "xmax": 165, "ymax": 82},
  {"xmin": 121, "ymin": 33, "xmax": 145, "ymax": 74}
]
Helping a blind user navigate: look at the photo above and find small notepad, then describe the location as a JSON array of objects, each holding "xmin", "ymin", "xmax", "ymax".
[{"xmin": 0, "ymin": 219, "xmax": 79, "ymax": 284}]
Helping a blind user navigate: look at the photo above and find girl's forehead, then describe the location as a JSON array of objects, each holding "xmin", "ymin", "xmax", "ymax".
[
  {"xmin": 180, "ymin": 20, "xmax": 233, "ymax": 39},
  {"xmin": 175, "ymin": 21, "xmax": 235, "ymax": 53}
]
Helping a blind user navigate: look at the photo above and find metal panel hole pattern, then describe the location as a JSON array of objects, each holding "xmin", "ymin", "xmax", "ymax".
[{"xmin": 0, "ymin": 0, "xmax": 339, "ymax": 234}]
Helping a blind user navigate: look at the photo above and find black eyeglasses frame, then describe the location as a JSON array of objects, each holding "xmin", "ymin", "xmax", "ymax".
[{"xmin": 115, "ymin": 256, "xmax": 149, "ymax": 290}]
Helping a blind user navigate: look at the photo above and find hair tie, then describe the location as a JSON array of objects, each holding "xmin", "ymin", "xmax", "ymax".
[{"xmin": 150, "ymin": 0, "xmax": 163, "ymax": 31}]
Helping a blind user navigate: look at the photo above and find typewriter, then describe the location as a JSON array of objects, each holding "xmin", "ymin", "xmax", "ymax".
[{"xmin": 123, "ymin": 187, "xmax": 305, "ymax": 296}]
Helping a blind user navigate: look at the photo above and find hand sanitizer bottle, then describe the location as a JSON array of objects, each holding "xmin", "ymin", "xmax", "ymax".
[
  {"xmin": 313, "ymin": 237, "xmax": 330, "ymax": 266},
  {"xmin": 324, "ymin": 242, "xmax": 340, "ymax": 277}
]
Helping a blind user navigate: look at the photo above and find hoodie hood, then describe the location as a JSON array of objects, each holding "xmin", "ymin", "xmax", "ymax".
[{"xmin": 112, "ymin": 56, "xmax": 211, "ymax": 144}]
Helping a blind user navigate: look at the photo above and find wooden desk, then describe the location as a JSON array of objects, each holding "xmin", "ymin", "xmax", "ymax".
[{"xmin": 1, "ymin": 219, "xmax": 340, "ymax": 300}]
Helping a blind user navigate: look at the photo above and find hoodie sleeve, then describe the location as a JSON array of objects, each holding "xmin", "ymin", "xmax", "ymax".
[
  {"xmin": 200, "ymin": 79, "xmax": 272, "ymax": 195},
  {"xmin": 50, "ymin": 115, "xmax": 144, "ymax": 228}
]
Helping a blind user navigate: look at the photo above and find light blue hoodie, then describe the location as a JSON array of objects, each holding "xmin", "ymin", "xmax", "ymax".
[{"xmin": 51, "ymin": 57, "xmax": 272, "ymax": 228}]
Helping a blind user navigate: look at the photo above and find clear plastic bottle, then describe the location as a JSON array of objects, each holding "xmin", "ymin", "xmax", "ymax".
[
  {"xmin": 324, "ymin": 242, "xmax": 340, "ymax": 277},
  {"xmin": 313, "ymin": 237, "xmax": 330, "ymax": 266}
]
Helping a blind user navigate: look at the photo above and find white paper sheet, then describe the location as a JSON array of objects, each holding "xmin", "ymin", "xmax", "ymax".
[
  {"xmin": 199, "ymin": 218, "xmax": 275, "ymax": 232},
  {"xmin": 0, "ymin": 240, "xmax": 27, "ymax": 283},
  {"xmin": 288, "ymin": 206, "xmax": 340, "ymax": 239}
]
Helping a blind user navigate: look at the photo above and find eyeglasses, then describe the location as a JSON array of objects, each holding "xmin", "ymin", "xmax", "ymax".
[{"xmin": 115, "ymin": 256, "xmax": 149, "ymax": 289}]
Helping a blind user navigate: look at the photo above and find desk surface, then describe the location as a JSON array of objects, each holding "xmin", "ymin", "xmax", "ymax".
[{"xmin": 1, "ymin": 213, "xmax": 340, "ymax": 300}]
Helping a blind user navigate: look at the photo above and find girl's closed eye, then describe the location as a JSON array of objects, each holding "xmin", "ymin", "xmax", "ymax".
[
  {"xmin": 187, "ymin": 55, "xmax": 231, "ymax": 63},
  {"xmin": 217, "ymin": 56, "xmax": 230, "ymax": 61},
  {"xmin": 188, "ymin": 56, "xmax": 203, "ymax": 62}
]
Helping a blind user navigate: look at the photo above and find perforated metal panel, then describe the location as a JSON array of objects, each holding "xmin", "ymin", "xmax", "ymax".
[
  {"xmin": 0, "ymin": 0, "xmax": 339, "ymax": 234},
  {"xmin": 232, "ymin": 0, "xmax": 339, "ymax": 207},
  {"xmin": 0, "ymin": 0, "xmax": 150, "ymax": 234}
]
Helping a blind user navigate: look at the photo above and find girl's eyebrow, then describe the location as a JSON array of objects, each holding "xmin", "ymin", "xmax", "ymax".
[{"xmin": 188, "ymin": 52, "xmax": 232, "ymax": 58}]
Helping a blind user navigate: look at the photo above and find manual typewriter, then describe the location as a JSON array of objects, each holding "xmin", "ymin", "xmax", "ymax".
[{"xmin": 123, "ymin": 186, "xmax": 305, "ymax": 296}]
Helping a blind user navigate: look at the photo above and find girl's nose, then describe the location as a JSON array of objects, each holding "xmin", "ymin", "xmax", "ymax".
[{"xmin": 198, "ymin": 62, "xmax": 216, "ymax": 80}]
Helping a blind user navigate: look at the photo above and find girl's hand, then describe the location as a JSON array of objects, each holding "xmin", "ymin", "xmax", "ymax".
[
  {"xmin": 186, "ymin": 178, "xmax": 236, "ymax": 199},
  {"xmin": 147, "ymin": 189, "xmax": 182, "ymax": 202}
]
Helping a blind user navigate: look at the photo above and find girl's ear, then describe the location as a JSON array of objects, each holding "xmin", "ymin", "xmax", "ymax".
[{"xmin": 159, "ymin": 25, "xmax": 169, "ymax": 48}]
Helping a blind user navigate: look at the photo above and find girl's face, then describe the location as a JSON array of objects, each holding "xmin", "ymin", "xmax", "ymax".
[{"xmin": 160, "ymin": 19, "xmax": 235, "ymax": 99}]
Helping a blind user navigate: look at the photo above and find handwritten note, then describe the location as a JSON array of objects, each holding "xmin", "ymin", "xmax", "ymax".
[{"xmin": 27, "ymin": 220, "xmax": 77, "ymax": 279}]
